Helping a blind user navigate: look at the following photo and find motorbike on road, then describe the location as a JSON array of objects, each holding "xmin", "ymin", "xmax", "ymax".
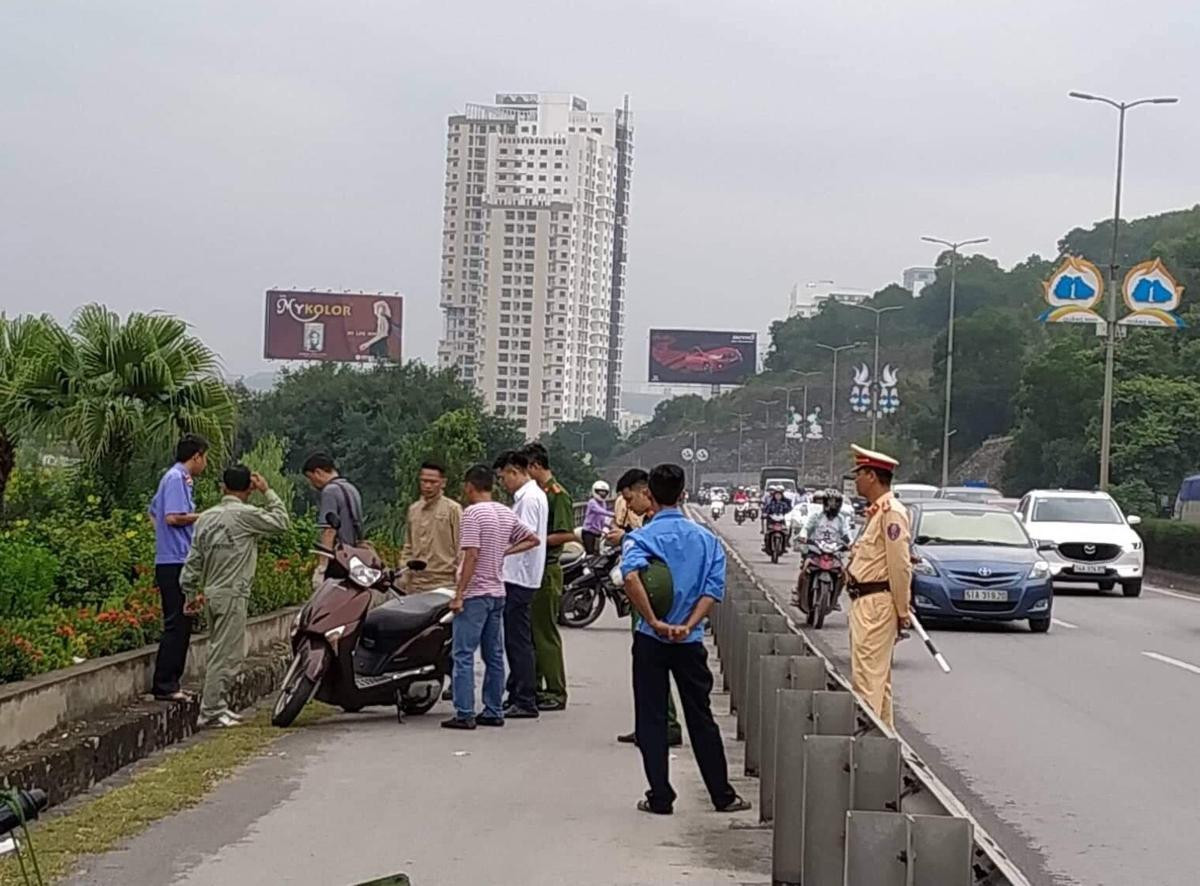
[
  {"xmin": 733, "ymin": 502, "xmax": 748, "ymax": 525},
  {"xmin": 560, "ymin": 545, "xmax": 630, "ymax": 628},
  {"xmin": 272, "ymin": 531, "xmax": 452, "ymax": 727},
  {"xmin": 764, "ymin": 515, "xmax": 789, "ymax": 564},
  {"xmin": 710, "ymin": 499, "xmax": 726, "ymax": 521},
  {"xmin": 798, "ymin": 538, "xmax": 846, "ymax": 629}
]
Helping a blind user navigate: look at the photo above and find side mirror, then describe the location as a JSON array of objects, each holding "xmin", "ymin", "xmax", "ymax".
[
  {"xmin": 1127, "ymin": 515, "xmax": 1142, "ymax": 526},
  {"xmin": 1037, "ymin": 541, "xmax": 1057, "ymax": 553},
  {"xmin": 324, "ymin": 511, "xmax": 341, "ymax": 530},
  {"xmin": 407, "ymin": 559, "xmax": 427, "ymax": 572}
]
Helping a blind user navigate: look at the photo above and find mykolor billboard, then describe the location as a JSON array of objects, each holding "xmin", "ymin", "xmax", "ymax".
[
  {"xmin": 648, "ymin": 329, "xmax": 757, "ymax": 385},
  {"xmin": 264, "ymin": 291, "xmax": 403, "ymax": 362}
]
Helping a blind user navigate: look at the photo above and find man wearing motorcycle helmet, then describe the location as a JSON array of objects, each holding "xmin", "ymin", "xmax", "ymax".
[
  {"xmin": 761, "ymin": 485, "xmax": 792, "ymax": 553},
  {"xmin": 795, "ymin": 488, "xmax": 854, "ymax": 610}
]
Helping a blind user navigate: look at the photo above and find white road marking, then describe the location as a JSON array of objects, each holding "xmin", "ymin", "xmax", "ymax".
[
  {"xmin": 1146, "ymin": 586, "xmax": 1200, "ymax": 603},
  {"xmin": 1142, "ymin": 651, "xmax": 1200, "ymax": 676},
  {"xmin": 1051, "ymin": 618, "xmax": 1078, "ymax": 629}
]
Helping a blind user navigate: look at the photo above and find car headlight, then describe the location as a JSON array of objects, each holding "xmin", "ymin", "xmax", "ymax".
[
  {"xmin": 913, "ymin": 557, "xmax": 938, "ymax": 577},
  {"xmin": 1028, "ymin": 559, "xmax": 1051, "ymax": 579},
  {"xmin": 347, "ymin": 556, "xmax": 382, "ymax": 588}
]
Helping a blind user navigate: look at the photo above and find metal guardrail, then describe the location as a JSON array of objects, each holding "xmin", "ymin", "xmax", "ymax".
[{"xmin": 693, "ymin": 506, "xmax": 1031, "ymax": 886}]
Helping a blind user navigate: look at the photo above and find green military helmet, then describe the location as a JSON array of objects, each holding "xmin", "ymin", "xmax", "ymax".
[{"xmin": 640, "ymin": 557, "xmax": 675, "ymax": 620}]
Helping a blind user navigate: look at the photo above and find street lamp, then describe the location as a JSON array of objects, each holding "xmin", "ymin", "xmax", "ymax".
[
  {"xmin": 777, "ymin": 369, "xmax": 820, "ymax": 480},
  {"xmin": 921, "ymin": 235, "xmax": 990, "ymax": 487},
  {"xmin": 815, "ymin": 342, "xmax": 863, "ymax": 484},
  {"xmin": 853, "ymin": 304, "xmax": 905, "ymax": 447},
  {"xmin": 1069, "ymin": 90, "xmax": 1178, "ymax": 490},
  {"xmin": 755, "ymin": 399, "xmax": 780, "ymax": 466},
  {"xmin": 732, "ymin": 411, "xmax": 751, "ymax": 477}
]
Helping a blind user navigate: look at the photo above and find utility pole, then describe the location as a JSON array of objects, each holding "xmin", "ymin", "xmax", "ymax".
[
  {"xmin": 733, "ymin": 411, "xmax": 751, "ymax": 478},
  {"xmin": 853, "ymin": 304, "xmax": 905, "ymax": 448},
  {"xmin": 1069, "ymin": 90, "xmax": 1178, "ymax": 490},
  {"xmin": 815, "ymin": 342, "xmax": 862, "ymax": 485},
  {"xmin": 922, "ymin": 235, "xmax": 990, "ymax": 486},
  {"xmin": 755, "ymin": 399, "xmax": 779, "ymax": 468}
]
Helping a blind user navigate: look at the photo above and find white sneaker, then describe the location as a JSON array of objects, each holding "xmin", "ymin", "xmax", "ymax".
[{"xmin": 198, "ymin": 711, "xmax": 242, "ymax": 728}]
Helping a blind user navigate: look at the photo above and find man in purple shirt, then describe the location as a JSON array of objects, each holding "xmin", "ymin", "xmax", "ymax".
[{"xmin": 147, "ymin": 434, "xmax": 209, "ymax": 701}]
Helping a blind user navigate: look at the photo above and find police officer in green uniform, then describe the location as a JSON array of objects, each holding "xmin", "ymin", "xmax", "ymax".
[
  {"xmin": 181, "ymin": 465, "xmax": 291, "ymax": 727},
  {"xmin": 522, "ymin": 443, "xmax": 573, "ymax": 711}
]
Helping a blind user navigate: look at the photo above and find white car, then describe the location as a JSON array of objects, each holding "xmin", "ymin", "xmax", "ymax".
[
  {"xmin": 894, "ymin": 482, "xmax": 939, "ymax": 502},
  {"xmin": 1015, "ymin": 489, "xmax": 1144, "ymax": 597}
]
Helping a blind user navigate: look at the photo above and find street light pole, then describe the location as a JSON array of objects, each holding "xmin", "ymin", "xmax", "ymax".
[
  {"xmin": 815, "ymin": 342, "xmax": 862, "ymax": 484},
  {"xmin": 782, "ymin": 369, "xmax": 820, "ymax": 483},
  {"xmin": 755, "ymin": 399, "xmax": 779, "ymax": 467},
  {"xmin": 1069, "ymin": 91, "xmax": 1178, "ymax": 490},
  {"xmin": 853, "ymin": 304, "xmax": 904, "ymax": 447},
  {"xmin": 733, "ymin": 411, "xmax": 751, "ymax": 478},
  {"xmin": 922, "ymin": 235, "xmax": 989, "ymax": 486}
]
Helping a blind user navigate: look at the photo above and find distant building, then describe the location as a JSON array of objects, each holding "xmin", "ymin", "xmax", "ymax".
[
  {"xmin": 438, "ymin": 92, "xmax": 634, "ymax": 437},
  {"xmin": 787, "ymin": 282, "xmax": 872, "ymax": 318},
  {"xmin": 902, "ymin": 266, "xmax": 937, "ymax": 296}
]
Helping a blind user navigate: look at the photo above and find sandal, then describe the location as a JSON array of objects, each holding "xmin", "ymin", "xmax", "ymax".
[
  {"xmin": 637, "ymin": 799, "xmax": 673, "ymax": 815},
  {"xmin": 715, "ymin": 795, "xmax": 752, "ymax": 813}
]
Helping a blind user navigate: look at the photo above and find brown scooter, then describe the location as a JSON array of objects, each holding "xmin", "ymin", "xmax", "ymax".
[{"xmin": 271, "ymin": 529, "xmax": 454, "ymax": 727}]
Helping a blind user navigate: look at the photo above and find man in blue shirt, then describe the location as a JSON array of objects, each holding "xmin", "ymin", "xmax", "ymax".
[
  {"xmin": 620, "ymin": 463, "xmax": 750, "ymax": 816},
  {"xmin": 147, "ymin": 434, "xmax": 209, "ymax": 701}
]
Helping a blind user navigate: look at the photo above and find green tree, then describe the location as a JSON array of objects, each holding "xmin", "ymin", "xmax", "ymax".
[
  {"xmin": 548, "ymin": 416, "xmax": 622, "ymax": 463},
  {"xmin": 1109, "ymin": 375, "xmax": 1200, "ymax": 503},
  {"xmin": 57, "ymin": 305, "xmax": 235, "ymax": 505},
  {"xmin": 240, "ymin": 434, "xmax": 295, "ymax": 510}
]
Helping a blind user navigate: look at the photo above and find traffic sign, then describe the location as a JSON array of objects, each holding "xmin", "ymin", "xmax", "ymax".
[
  {"xmin": 696, "ymin": 448, "xmax": 710, "ymax": 462},
  {"xmin": 681, "ymin": 447, "xmax": 695, "ymax": 462}
]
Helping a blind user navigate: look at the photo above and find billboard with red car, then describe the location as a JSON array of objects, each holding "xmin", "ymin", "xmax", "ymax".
[{"xmin": 647, "ymin": 329, "xmax": 757, "ymax": 385}]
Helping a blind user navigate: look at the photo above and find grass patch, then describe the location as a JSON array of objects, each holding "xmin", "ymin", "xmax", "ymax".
[{"xmin": 0, "ymin": 703, "xmax": 334, "ymax": 886}]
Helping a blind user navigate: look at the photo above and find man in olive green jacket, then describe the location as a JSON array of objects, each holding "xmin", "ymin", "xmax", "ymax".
[{"xmin": 181, "ymin": 465, "xmax": 291, "ymax": 727}]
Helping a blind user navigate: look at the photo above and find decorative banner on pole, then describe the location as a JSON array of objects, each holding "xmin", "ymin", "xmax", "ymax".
[
  {"xmin": 1039, "ymin": 256, "xmax": 1105, "ymax": 325},
  {"xmin": 849, "ymin": 364, "xmax": 901, "ymax": 416},
  {"xmin": 1119, "ymin": 258, "xmax": 1186, "ymax": 328}
]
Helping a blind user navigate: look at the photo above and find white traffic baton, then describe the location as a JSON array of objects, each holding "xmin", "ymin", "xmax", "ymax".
[{"xmin": 908, "ymin": 612, "xmax": 951, "ymax": 673}]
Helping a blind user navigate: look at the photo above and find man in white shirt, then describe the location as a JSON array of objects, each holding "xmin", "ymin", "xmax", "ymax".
[{"xmin": 494, "ymin": 449, "xmax": 548, "ymax": 718}]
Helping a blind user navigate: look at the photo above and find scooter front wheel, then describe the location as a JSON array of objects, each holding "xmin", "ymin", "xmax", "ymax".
[{"xmin": 272, "ymin": 651, "xmax": 320, "ymax": 727}]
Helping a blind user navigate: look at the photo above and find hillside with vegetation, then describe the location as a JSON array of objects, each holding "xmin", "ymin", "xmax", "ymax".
[{"xmin": 614, "ymin": 205, "xmax": 1200, "ymax": 515}]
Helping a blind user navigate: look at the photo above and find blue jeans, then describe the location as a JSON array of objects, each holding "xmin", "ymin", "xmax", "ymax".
[{"xmin": 452, "ymin": 595, "xmax": 506, "ymax": 720}]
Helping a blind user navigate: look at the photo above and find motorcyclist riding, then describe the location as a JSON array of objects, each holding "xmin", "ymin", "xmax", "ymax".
[
  {"xmin": 794, "ymin": 488, "xmax": 853, "ymax": 610},
  {"xmin": 761, "ymin": 485, "xmax": 792, "ymax": 553}
]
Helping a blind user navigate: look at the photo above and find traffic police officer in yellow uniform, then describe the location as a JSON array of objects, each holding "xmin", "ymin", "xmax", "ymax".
[{"xmin": 844, "ymin": 445, "xmax": 912, "ymax": 729}]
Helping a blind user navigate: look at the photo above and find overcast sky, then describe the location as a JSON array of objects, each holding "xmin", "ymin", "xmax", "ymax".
[{"xmin": 3, "ymin": 1, "xmax": 1196, "ymax": 380}]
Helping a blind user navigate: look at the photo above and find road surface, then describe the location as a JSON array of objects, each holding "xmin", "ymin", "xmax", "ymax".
[
  {"xmin": 66, "ymin": 607, "xmax": 768, "ymax": 886},
  {"xmin": 711, "ymin": 515, "xmax": 1200, "ymax": 886}
]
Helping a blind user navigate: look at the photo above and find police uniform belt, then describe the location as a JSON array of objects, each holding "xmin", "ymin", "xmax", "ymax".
[{"xmin": 846, "ymin": 578, "xmax": 889, "ymax": 600}]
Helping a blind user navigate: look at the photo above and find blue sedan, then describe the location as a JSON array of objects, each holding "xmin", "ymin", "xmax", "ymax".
[{"xmin": 908, "ymin": 501, "xmax": 1054, "ymax": 633}]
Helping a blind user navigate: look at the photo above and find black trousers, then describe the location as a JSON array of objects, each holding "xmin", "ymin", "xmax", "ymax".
[
  {"xmin": 633, "ymin": 631, "xmax": 737, "ymax": 812},
  {"xmin": 503, "ymin": 583, "xmax": 538, "ymax": 711},
  {"xmin": 152, "ymin": 563, "xmax": 191, "ymax": 697},
  {"xmin": 581, "ymin": 530, "xmax": 600, "ymax": 555}
]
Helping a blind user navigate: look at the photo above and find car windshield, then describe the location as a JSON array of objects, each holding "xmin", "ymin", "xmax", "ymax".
[
  {"xmin": 916, "ymin": 510, "xmax": 1031, "ymax": 547},
  {"xmin": 1032, "ymin": 497, "xmax": 1123, "ymax": 524}
]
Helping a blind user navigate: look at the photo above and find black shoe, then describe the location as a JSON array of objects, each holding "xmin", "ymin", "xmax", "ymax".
[
  {"xmin": 668, "ymin": 730, "xmax": 684, "ymax": 747},
  {"xmin": 441, "ymin": 688, "xmax": 453, "ymax": 701},
  {"xmin": 476, "ymin": 714, "xmax": 505, "ymax": 727},
  {"xmin": 504, "ymin": 706, "xmax": 539, "ymax": 719},
  {"xmin": 537, "ymin": 698, "xmax": 567, "ymax": 711},
  {"xmin": 441, "ymin": 716, "xmax": 476, "ymax": 730},
  {"xmin": 617, "ymin": 730, "xmax": 636, "ymax": 744}
]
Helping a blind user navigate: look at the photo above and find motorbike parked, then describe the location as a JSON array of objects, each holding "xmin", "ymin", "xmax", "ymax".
[
  {"xmin": 764, "ymin": 515, "xmax": 789, "ymax": 564},
  {"xmin": 799, "ymin": 538, "xmax": 846, "ymax": 629},
  {"xmin": 272, "ymin": 526, "xmax": 453, "ymax": 727},
  {"xmin": 560, "ymin": 545, "xmax": 630, "ymax": 628}
]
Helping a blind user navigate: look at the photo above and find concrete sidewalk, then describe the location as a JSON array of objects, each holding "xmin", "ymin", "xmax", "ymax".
[{"xmin": 67, "ymin": 608, "xmax": 769, "ymax": 886}]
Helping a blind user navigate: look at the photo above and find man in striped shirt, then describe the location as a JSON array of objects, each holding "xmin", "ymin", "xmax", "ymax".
[{"xmin": 443, "ymin": 464, "xmax": 540, "ymax": 731}]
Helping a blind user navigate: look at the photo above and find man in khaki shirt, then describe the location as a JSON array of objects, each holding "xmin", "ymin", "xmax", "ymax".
[
  {"xmin": 401, "ymin": 461, "xmax": 462, "ymax": 593},
  {"xmin": 844, "ymin": 445, "xmax": 912, "ymax": 729}
]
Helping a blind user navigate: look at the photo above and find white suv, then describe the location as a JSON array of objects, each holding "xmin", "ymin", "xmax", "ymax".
[{"xmin": 1015, "ymin": 490, "xmax": 1144, "ymax": 597}]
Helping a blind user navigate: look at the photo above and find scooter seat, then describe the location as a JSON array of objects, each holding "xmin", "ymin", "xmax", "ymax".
[{"xmin": 362, "ymin": 593, "xmax": 449, "ymax": 642}]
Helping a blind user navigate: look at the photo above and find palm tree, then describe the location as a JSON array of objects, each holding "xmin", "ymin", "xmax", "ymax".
[
  {"xmin": 0, "ymin": 314, "xmax": 72, "ymax": 511},
  {"xmin": 59, "ymin": 305, "xmax": 235, "ymax": 501}
]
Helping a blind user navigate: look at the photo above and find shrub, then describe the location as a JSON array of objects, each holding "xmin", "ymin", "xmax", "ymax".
[
  {"xmin": 0, "ymin": 538, "xmax": 59, "ymax": 619},
  {"xmin": 1138, "ymin": 519, "xmax": 1200, "ymax": 575}
]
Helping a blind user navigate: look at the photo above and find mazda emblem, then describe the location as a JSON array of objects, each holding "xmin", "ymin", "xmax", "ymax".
[
  {"xmin": 977, "ymin": 566, "xmax": 992, "ymax": 577},
  {"xmin": 1084, "ymin": 544, "xmax": 1096, "ymax": 555}
]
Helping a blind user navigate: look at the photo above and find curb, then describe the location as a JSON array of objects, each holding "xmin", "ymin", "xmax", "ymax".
[{"xmin": 1, "ymin": 644, "xmax": 291, "ymax": 809}]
